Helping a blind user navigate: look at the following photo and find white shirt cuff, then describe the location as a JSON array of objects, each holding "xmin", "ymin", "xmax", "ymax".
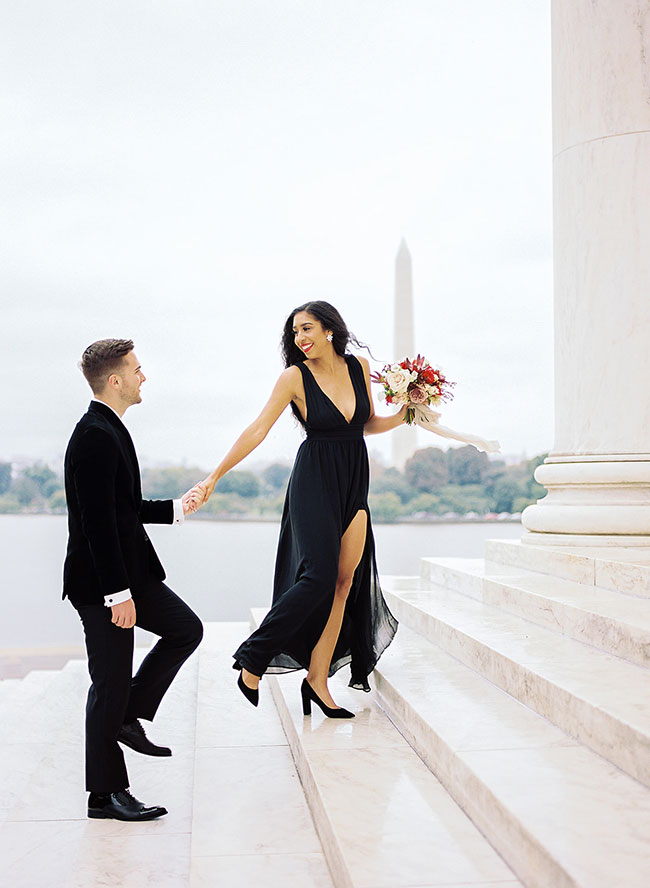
[
  {"xmin": 173, "ymin": 498, "xmax": 185, "ymax": 525},
  {"xmin": 104, "ymin": 589, "xmax": 132, "ymax": 607}
]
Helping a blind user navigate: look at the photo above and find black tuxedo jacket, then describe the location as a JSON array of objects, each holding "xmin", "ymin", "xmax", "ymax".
[{"xmin": 63, "ymin": 401, "xmax": 173, "ymax": 606}]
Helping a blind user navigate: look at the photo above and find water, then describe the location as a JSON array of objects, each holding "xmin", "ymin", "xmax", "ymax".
[{"xmin": 0, "ymin": 514, "xmax": 521, "ymax": 649}]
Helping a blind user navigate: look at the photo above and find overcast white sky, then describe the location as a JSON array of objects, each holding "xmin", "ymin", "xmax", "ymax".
[{"xmin": 2, "ymin": 0, "xmax": 553, "ymax": 473}]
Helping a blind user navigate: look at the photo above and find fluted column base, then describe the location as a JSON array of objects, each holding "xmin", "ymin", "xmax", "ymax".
[{"xmin": 522, "ymin": 456, "xmax": 650, "ymax": 545}]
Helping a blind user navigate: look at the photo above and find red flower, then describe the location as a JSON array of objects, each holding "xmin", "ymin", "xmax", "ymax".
[{"xmin": 422, "ymin": 367, "xmax": 437, "ymax": 384}]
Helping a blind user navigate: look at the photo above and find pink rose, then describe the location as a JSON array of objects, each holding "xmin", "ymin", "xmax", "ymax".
[{"xmin": 408, "ymin": 384, "xmax": 428, "ymax": 404}]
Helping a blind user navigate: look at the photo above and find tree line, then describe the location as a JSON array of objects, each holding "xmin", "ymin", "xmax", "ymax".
[
  {"xmin": 368, "ymin": 447, "xmax": 546, "ymax": 522},
  {"xmin": 0, "ymin": 446, "xmax": 546, "ymax": 523}
]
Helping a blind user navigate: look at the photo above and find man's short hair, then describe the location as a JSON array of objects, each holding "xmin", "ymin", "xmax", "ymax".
[{"xmin": 79, "ymin": 338, "xmax": 134, "ymax": 394}]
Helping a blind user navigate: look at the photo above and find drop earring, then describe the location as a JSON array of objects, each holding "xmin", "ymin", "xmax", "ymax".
[{"xmin": 326, "ymin": 333, "xmax": 333, "ymax": 342}]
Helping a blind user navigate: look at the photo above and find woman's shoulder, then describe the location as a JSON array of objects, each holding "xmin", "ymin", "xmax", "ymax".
[
  {"xmin": 282, "ymin": 363, "xmax": 306, "ymax": 380},
  {"xmin": 348, "ymin": 353, "xmax": 370, "ymax": 372},
  {"xmin": 278, "ymin": 364, "xmax": 305, "ymax": 391}
]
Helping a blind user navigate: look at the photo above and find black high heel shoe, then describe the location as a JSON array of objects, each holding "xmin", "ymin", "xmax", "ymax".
[
  {"xmin": 301, "ymin": 679, "xmax": 354, "ymax": 719},
  {"xmin": 237, "ymin": 671, "xmax": 259, "ymax": 707}
]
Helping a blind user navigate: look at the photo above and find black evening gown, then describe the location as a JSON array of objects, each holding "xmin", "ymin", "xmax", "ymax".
[{"xmin": 233, "ymin": 354, "xmax": 398, "ymax": 691}]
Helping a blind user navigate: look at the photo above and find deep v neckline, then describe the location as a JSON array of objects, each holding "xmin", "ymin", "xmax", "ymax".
[{"xmin": 304, "ymin": 356, "xmax": 357, "ymax": 425}]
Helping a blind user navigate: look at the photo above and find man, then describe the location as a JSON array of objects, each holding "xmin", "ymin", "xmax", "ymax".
[{"xmin": 63, "ymin": 338, "xmax": 203, "ymax": 821}]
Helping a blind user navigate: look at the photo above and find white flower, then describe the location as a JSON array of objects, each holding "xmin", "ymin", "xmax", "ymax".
[{"xmin": 385, "ymin": 368, "xmax": 414, "ymax": 394}]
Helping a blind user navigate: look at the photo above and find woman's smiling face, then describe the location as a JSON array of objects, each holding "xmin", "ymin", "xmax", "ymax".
[{"xmin": 292, "ymin": 311, "xmax": 331, "ymax": 359}]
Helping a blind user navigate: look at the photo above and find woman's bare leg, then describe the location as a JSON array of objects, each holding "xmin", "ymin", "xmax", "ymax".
[{"xmin": 306, "ymin": 510, "xmax": 367, "ymax": 709}]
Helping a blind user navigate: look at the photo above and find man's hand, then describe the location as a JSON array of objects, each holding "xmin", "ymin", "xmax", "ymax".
[
  {"xmin": 182, "ymin": 483, "xmax": 208, "ymax": 515},
  {"xmin": 111, "ymin": 599, "xmax": 136, "ymax": 629}
]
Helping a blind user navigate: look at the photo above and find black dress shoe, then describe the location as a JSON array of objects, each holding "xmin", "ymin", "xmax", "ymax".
[
  {"xmin": 118, "ymin": 719, "xmax": 172, "ymax": 757},
  {"xmin": 88, "ymin": 789, "xmax": 167, "ymax": 821}
]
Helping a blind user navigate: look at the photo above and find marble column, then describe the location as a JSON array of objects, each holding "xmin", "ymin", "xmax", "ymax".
[
  {"xmin": 522, "ymin": 0, "xmax": 650, "ymax": 544},
  {"xmin": 392, "ymin": 239, "xmax": 417, "ymax": 470}
]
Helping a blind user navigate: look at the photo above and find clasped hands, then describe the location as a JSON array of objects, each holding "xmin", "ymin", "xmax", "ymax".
[{"xmin": 180, "ymin": 478, "xmax": 213, "ymax": 515}]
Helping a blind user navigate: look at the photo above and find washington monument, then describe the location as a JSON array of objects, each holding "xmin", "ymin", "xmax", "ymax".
[{"xmin": 392, "ymin": 239, "xmax": 417, "ymax": 469}]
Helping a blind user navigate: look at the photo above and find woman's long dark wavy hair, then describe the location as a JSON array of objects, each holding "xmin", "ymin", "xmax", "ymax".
[{"xmin": 281, "ymin": 301, "xmax": 371, "ymax": 429}]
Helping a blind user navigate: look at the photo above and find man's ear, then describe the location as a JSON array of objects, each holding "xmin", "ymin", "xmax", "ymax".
[{"xmin": 107, "ymin": 373, "xmax": 120, "ymax": 390}]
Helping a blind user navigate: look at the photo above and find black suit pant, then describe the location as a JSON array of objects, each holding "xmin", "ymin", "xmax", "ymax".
[{"xmin": 74, "ymin": 581, "xmax": 203, "ymax": 793}]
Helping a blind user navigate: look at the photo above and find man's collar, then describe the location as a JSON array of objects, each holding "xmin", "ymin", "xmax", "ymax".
[{"xmin": 91, "ymin": 398, "xmax": 125, "ymax": 424}]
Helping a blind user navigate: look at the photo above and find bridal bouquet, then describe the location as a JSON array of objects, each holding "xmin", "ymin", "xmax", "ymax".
[
  {"xmin": 370, "ymin": 354, "xmax": 454, "ymax": 425},
  {"xmin": 372, "ymin": 354, "xmax": 500, "ymax": 454}
]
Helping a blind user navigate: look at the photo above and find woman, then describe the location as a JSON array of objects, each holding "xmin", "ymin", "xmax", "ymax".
[{"xmin": 197, "ymin": 301, "xmax": 402, "ymax": 717}]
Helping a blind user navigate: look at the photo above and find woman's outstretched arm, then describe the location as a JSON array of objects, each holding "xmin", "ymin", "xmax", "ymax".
[
  {"xmin": 198, "ymin": 366, "xmax": 301, "ymax": 499},
  {"xmin": 356, "ymin": 355, "xmax": 408, "ymax": 435}
]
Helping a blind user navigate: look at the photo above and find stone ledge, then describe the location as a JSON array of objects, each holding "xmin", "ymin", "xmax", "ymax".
[
  {"xmin": 372, "ymin": 623, "xmax": 650, "ymax": 888},
  {"xmin": 384, "ymin": 585, "xmax": 650, "ymax": 787}
]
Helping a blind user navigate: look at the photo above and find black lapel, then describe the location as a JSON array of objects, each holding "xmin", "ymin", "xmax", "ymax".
[{"xmin": 87, "ymin": 402, "xmax": 142, "ymax": 502}]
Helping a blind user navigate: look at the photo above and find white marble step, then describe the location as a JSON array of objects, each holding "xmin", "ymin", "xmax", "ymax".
[
  {"xmin": 0, "ymin": 644, "xmax": 200, "ymax": 886},
  {"xmin": 418, "ymin": 556, "xmax": 650, "ymax": 667},
  {"xmin": 0, "ymin": 663, "xmax": 89, "ymax": 746},
  {"xmin": 383, "ymin": 585, "xmax": 650, "ymax": 788},
  {"xmin": 190, "ymin": 622, "xmax": 334, "ymax": 888},
  {"xmin": 485, "ymin": 538, "xmax": 650, "ymax": 598},
  {"xmin": 14, "ymin": 667, "xmax": 61, "ymax": 692},
  {"xmin": 248, "ymin": 609, "xmax": 523, "ymax": 888},
  {"xmin": 0, "ymin": 668, "xmax": 67, "ymax": 744},
  {"xmin": 0, "ymin": 626, "xmax": 331, "ymax": 888},
  {"xmin": 61, "ymin": 658, "xmax": 88, "ymax": 671},
  {"xmin": 371, "ymin": 623, "xmax": 650, "ymax": 888},
  {"xmin": 0, "ymin": 677, "xmax": 22, "ymax": 706}
]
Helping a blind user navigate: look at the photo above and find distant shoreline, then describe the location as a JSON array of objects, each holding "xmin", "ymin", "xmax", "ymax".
[{"xmin": 0, "ymin": 511, "xmax": 523, "ymax": 526}]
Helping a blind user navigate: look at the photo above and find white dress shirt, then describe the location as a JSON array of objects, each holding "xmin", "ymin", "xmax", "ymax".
[{"xmin": 91, "ymin": 399, "xmax": 184, "ymax": 608}]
